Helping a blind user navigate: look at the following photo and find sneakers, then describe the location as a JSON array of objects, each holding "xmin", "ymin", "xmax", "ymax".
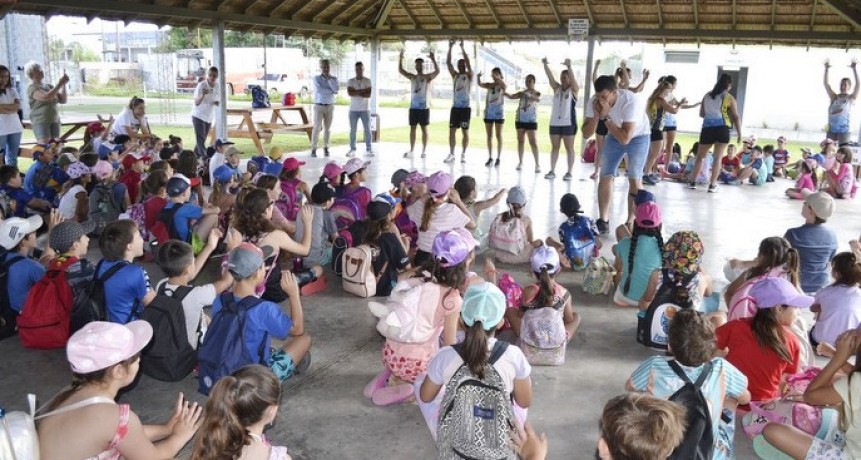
[
  {"xmin": 311, "ymin": 149, "xmax": 317, "ymax": 158},
  {"xmin": 403, "ymin": 151, "xmax": 412, "ymax": 158},
  {"xmin": 443, "ymin": 153, "xmax": 456, "ymax": 164},
  {"xmin": 643, "ymin": 174, "xmax": 658, "ymax": 186},
  {"xmin": 535, "ymin": 166, "xmax": 541, "ymax": 173},
  {"xmin": 596, "ymin": 219, "xmax": 610, "ymax": 234},
  {"xmin": 485, "ymin": 157, "xmax": 493, "ymax": 166},
  {"xmin": 346, "ymin": 149, "xmax": 356, "ymax": 158},
  {"xmin": 460, "ymin": 154, "xmax": 466, "ymax": 164},
  {"xmin": 365, "ymin": 149, "xmax": 374, "ymax": 157},
  {"xmin": 420, "ymin": 153, "xmax": 426, "ymax": 159},
  {"xmin": 494, "ymin": 158, "xmax": 500, "ymax": 167},
  {"xmin": 294, "ymin": 352, "xmax": 311, "ymax": 374},
  {"xmin": 562, "ymin": 172, "xmax": 573, "ymax": 181},
  {"xmin": 516, "ymin": 163, "xmax": 522, "ymax": 171},
  {"xmin": 688, "ymin": 181, "xmax": 697, "ymax": 190},
  {"xmin": 708, "ymin": 183, "xmax": 718, "ymax": 193},
  {"xmin": 544, "ymin": 171, "xmax": 556, "ymax": 179},
  {"xmin": 324, "ymin": 147, "xmax": 330, "ymax": 157}
]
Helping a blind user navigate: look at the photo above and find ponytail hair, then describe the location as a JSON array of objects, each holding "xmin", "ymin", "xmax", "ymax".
[
  {"xmin": 535, "ymin": 266, "xmax": 555, "ymax": 308},
  {"xmin": 502, "ymin": 203, "xmax": 523, "ymax": 223},
  {"xmin": 647, "ymin": 81, "xmax": 673, "ymax": 111},
  {"xmin": 748, "ymin": 237, "xmax": 799, "ymax": 287},
  {"xmin": 623, "ymin": 225, "xmax": 664, "ymax": 295},
  {"xmin": 462, "ymin": 322, "xmax": 490, "ymax": 379},
  {"xmin": 709, "ymin": 74, "xmax": 732, "ymax": 99},
  {"xmin": 191, "ymin": 365, "xmax": 280, "ymax": 460},
  {"xmin": 139, "ymin": 170, "xmax": 168, "ymax": 201},
  {"xmin": 830, "ymin": 251, "xmax": 861, "ymax": 287},
  {"xmin": 751, "ymin": 307, "xmax": 792, "ymax": 363},
  {"xmin": 420, "ymin": 196, "xmax": 441, "ymax": 232}
]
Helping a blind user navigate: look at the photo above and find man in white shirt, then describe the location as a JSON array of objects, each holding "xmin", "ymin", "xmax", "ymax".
[
  {"xmin": 192, "ymin": 67, "xmax": 220, "ymax": 158},
  {"xmin": 346, "ymin": 62, "xmax": 373, "ymax": 158},
  {"xmin": 311, "ymin": 59, "xmax": 338, "ymax": 158},
  {"xmin": 582, "ymin": 75, "xmax": 651, "ymax": 233}
]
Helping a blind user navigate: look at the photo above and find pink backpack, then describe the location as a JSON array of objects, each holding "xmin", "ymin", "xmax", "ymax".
[
  {"xmin": 496, "ymin": 273, "xmax": 522, "ymax": 331},
  {"xmin": 582, "ymin": 139, "xmax": 597, "ymax": 163},
  {"xmin": 727, "ymin": 267, "xmax": 787, "ymax": 320},
  {"xmin": 276, "ymin": 179, "xmax": 301, "ymax": 221},
  {"xmin": 488, "ymin": 214, "xmax": 526, "ymax": 255}
]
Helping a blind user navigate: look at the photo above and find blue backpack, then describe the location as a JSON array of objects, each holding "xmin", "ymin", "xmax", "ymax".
[
  {"xmin": 197, "ymin": 293, "xmax": 266, "ymax": 395},
  {"xmin": 249, "ymin": 85, "xmax": 270, "ymax": 109},
  {"xmin": 559, "ymin": 216, "xmax": 596, "ymax": 271}
]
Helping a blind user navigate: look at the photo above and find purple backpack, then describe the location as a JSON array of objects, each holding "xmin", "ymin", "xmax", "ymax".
[
  {"xmin": 330, "ymin": 186, "xmax": 368, "ymax": 230},
  {"xmin": 276, "ymin": 179, "xmax": 301, "ymax": 221}
]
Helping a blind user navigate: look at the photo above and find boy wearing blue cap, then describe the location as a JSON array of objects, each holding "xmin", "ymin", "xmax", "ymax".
[{"xmin": 159, "ymin": 174, "xmax": 220, "ymax": 252}]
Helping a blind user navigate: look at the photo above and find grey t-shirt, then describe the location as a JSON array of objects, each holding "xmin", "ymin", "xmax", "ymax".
[
  {"xmin": 27, "ymin": 83, "xmax": 60, "ymax": 124},
  {"xmin": 294, "ymin": 206, "xmax": 337, "ymax": 266}
]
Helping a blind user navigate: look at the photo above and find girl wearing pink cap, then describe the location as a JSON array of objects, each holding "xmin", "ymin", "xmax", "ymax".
[
  {"xmin": 37, "ymin": 321, "xmax": 202, "ymax": 460},
  {"xmin": 277, "ymin": 157, "xmax": 310, "ymax": 221},
  {"xmin": 407, "ymin": 171, "xmax": 476, "ymax": 267},
  {"xmin": 253, "ymin": 174, "xmax": 296, "ymax": 235},
  {"xmin": 613, "ymin": 202, "xmax": 664, "ymax": 307}
]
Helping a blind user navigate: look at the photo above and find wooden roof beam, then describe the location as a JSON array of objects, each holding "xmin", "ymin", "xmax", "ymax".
[
  {"xmin": 732, "ymin": 0, "xmax": 737, "ymax": 29},
  {"xmin": 582, "ymin": 0, "xmax": 594, "ymax": 26},
  {"xmin": 425, "ymin": 0, "xmax": 446, "ymax": 27},
  {"xmin": 821, "ymin": 0, "xmax": 861, "ymax": 29},
  {"xmin": 395, "ymin": 0, "xmax": 421, "ymax": 28},
  {"xmin": 337, "ymin": 1, "xmax": 377, "ymax": 26},
  {"xmin": 452, "ymin": 0, "xmax": 474, "ymax": 27},
  {"xmin": 483, "ymin": 0, "xmax": 502, "ymax": 28},
  {"xmin": 771, "ymin": 0, "xmax": 777, "ymax": 30},
  {"xmin": 311, "ymin": 1, "xmax": 342, "ymax": 21},
  {"xmin": 290, "ymin": 0, "xmax": 316, "ymax": 20},
  {"xmin": 656, "ymin": 0, "xmax": 663, "ymax": 27},
  {"xmin": 693, "ymin": 0, "xmax": 699, "ymax": 27},
  {"xmin": 215, "ymin": 0, "xmax": 233, "ymax": 12},
  {"xmin": 0, "ymin": 2, "xmax": 13, "ymax": 19},
  {"xmin": 513, "ymin": 0, "xmax": 531, "ymax": 28},
  {"xmin": 548, "ymin": 0, "xmax": 562, "ymax": 26},
  {"xmin": 811, "ymin": 0, "xmax": 819, "ymax": 29},
  {"xmin": 373, "ymin": 0, "xmax": 398, "ymax": 29},
  {"xmin": 619, "ymin": 0, "xmax": 629, "ymax": 27},
  {"xmin": 244, "ymin": 0, "xmax": 267, "ymax": 15}
]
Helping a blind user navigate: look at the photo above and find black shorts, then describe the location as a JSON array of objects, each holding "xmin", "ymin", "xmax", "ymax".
[
  {"xmin": 650, "ymin": 129, "xmax": 664, "ymax": 142},
  {"xmin": 663, "ymin": 126, "xmax": 677, "ymax": 132},
  {"xmin": 549, "ymin": 124, "xmax": 577, "ymax": 137},
  {"xmin": 449, "ymin": 107, "xmax": 471, "ymax": 129},
  {"xmin": 484, "ymin": 118, "xmax": 504, "ymax": 125},
  {"xmin": 596, "ymin": 118, "xmax": 608, "ymax": 136},
  {"xmin": 409, "ymin": 108, "xmax": 430, "ymax": 126},
  {"xmin": 699, "ymin": 126, "xmax": 731, "ymax": 145},
  {"xmin": 515, "ymin": 122, "xmax": 538, "ymax": 131}
]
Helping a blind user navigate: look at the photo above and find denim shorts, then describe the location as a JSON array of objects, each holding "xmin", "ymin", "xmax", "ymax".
[{"xmin": 600, "ymin": 133, "xmax": 650, "ymax": 179}]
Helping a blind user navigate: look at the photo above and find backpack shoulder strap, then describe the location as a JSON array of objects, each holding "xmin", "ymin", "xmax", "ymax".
[
  {"xmin": 157, "ymin": 283, "xmax": 194, "ymax": 302},
  {"xmin": 99, "ymin": 261, "xmax": 128, "ymax": 282},
  {"xmin": 3, "ymin": 254, "xmax": 25, "ymax": 269},
  {"xmin": 669, "ymin": 359, "xmax": 713, "ymax": 389},
  {"xmin": 488, "ymin": 340, "xmax": 509, "ymax": 365},
  {"xmin": 667, "ymin": 359, "xmax": 693, "ymax": 385},
  {"xmin": 693, "ymin": 361, "xmax": 713, "ymax": 389},
  {"xmin": 35, "ymin": 396, "xmax": 116, "ymax": 421}
]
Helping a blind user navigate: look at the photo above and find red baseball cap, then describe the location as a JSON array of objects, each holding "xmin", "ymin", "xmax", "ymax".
[{"xmin": 121, "ymin": 154, "xmax": 143, "ymax": 170}]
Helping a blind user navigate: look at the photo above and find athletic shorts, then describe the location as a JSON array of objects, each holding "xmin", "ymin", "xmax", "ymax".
[
  {"xmin": 596, "ymin": 118, "xmax": 608, "ymax": 136},
  {"xmin": 409, "ymin": 108, "xmax": 430, "ymax": 126},
  {"xmin": 484, "ymin": 118, "xmax": 504, "ymax": 125},
  {"xmin": 699, "ymin": 126, "xmax": 731, "ymax": 144},
  {"xmin": 270, "ymin": 349, "xmax": 296, "ymax": 381},
  {"xmin": 663, "ymin": 125, "xmax": 677, "ymax": 132},
  {"xmin": 449, "ymin": 107, "xmax": 471, "ymax": 129},
  {"xmin": 549, "ymin": 124, "xmax": 577, "ymax": 137},
  {"xmin": 515, "ymin": 122, "xmax": 538, "ymax": 131},
  {"xmin": 650, "ymin": 129, "xmax": 664, "ymax": 142}
]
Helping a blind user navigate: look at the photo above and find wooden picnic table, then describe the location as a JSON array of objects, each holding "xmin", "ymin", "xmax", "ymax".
[
  {"xmin": 209, "ymin": 104, "xmax": 313, "ymax": 155},
  {"xmin": 22, "ymin": 117, "xmax": 99, "ymax": 143}
]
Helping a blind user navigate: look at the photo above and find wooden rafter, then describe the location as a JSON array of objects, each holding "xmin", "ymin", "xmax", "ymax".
[
  {"xmin": 655, "ymin": 0, "xmax": 663, "ymax": 27},
  {"xmin": 396, "ymin": 0, "xmax": 420, "ymax": 28},
  {"xmin": 483, "ymin": 0, "xmax": 502, "ymax": 27},
  {"xmin": 548, "ymin": 0, "xmax": 562, "ymax": 26},
  {"xmin": 215, "ymin": 0, "xmax": 232, "ymax": 11},
  {"xmin": 334, "ymin": 1, "xmax": 375, "ymax": 26},
  {"xmin": 619, "ymin": 0, "xmax": 629, "ymax": 27},
  {"xmin": 424, "ymin": 0, "xmax": 446, "ymax": 27},
  {"xmin": 732, "ymin": 0, "xmax": 737, "ymax": 29},
  {"xmin": 821, "ymin": 0, "xmax": 861, "ymax": 29},
  {"xmin": 582, "ymin": 0, "xmax": 594, "ymax": 25},
  {"xmin": 512, "ymin": 0, "xmax": 531, "ymax": 27},
  {"xmin": 811, "ymin": 0, "xmax": 819, "ymax": 29},
  {"xmin": 771, "ymin": 0, "xmax": 777, "ymax": 30},
  {"xmin": 311, "ymin": 0, "xmax": 342, "ymax": 21},
  {"xmin": 372, "ymin": 0, "xmax": 398, "ymax": 29},
  {"xmin": 451, "ymin": 0, "xmax": 474, "ymax": 27},
  {"xmin": 290, "ymin": 0, "xmax": 316, "ymax": 19},
  {"xmin": 244, "ymin": 0, "xmax": 267, "ymax": 14},
  {"xmin": 693, "ymin": 0, "xmax": 699, "ymax": 26}
]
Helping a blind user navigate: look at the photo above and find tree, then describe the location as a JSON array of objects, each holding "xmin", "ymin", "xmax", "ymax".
[
  {"xmin": 285, "ymin": 37, "xmax": 352, "ymax": 65},
  {"xmin": 156, "ymin": 27, "xmax": 211, "ymax": 52}
]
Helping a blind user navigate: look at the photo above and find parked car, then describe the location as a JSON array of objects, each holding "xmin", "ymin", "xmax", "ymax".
[{"xmin": 243, "ymin": 73, "xmax": 308, "ymax": 97}]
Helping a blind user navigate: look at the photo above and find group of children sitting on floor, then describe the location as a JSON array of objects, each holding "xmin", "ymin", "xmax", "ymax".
[{"xmin": 1, "ymin": 130, "xmax": 861, "ymax": 459}]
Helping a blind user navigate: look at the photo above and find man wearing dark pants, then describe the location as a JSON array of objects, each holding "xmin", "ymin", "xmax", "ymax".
[{"xmin": 191, "ymin": 66, "xmax": 219, "ymax": 158}]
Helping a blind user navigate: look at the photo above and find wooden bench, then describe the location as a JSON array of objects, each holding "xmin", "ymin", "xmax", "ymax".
[{"xmin": 209, "ymin": 105, "xmax": 313, "ymax": 154}]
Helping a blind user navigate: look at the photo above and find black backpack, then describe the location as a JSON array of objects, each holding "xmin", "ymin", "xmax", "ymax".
[
  {"xmin": 668, "ymin": 360, "xmax": 715, "ymax": 460},
  {"xmin": 157, "ymin": 203, "xmax": 187, "ymax": 243},
  {"xmin": 0, "ymin": 254, "xmax": 24, "ymax": 339},
  {"xmin": 70, "ymin": 261, "xmax": 133, "ymax": 332},
  {"xmin": 637, "ymin": 270, "xmax": 695, "ymax": 350},
  {"xmin": 140, "ymin": 284, "xmax": 197, "ymax": 382}
]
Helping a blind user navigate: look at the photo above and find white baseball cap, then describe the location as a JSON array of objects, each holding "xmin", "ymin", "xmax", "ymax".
[{"xmin": 0, "ymin": 215, "xmax": 43, "ymax": 250}]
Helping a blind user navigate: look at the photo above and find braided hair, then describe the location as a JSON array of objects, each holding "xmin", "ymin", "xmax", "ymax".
[{"xmin": 623, "ymin": 224, "xmax": 664, "ymax": 296}]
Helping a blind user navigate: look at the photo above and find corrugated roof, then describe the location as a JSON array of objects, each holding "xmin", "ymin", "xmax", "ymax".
[{"xmin": 8, "ymin": 0, "xmax": 861, "ymax": 46}]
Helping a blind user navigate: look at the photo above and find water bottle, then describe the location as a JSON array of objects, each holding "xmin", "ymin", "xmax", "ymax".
[{"xmin": 0, "ymin": 406, "xmax": 18, "ymax": 460}]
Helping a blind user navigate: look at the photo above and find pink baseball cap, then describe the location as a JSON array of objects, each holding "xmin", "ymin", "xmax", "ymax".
[
  {"xmin": 323, "ymin": 161, "xmax": 343, "ymax": 180},
  {"xmin": 67, "ymin": 321, "xmax": 153, "ymax": 373},
  {"xmin": 405, "ymin": 170, "xmax": 427, "ymax": 188},
  {"xmin": 92, "ymin": 160, "xmax": 114, "ymax": 180},
  {"xmin": 427, "ymin": 171, "xmax": 453, "ymax": 197},
  {"xmin": 282, "ymin": 157, "xmax": 306, "ymax": 172},
  {"xmin": 634, "ymin": 202, "xmax": 662, "ymax": 229}
]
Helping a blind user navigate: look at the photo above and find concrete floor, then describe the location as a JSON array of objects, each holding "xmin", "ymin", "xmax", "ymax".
[{"xmin": 1, "ymin": 142, "xmax": 859, "ymax": 459}]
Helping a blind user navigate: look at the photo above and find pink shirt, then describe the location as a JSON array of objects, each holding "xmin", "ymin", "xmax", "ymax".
[{"xmin": 795, "ymin": 173, "xmax": 815, "ymax": 192}]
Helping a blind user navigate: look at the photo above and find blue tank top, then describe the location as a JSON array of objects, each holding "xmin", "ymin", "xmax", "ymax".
[{"xmin": 616, "ymin": 235, "xmax": 663, "ymax": 303}]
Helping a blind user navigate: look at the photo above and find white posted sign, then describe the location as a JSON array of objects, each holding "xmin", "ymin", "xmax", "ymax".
[{"xmin": 568, "ymin": 18, "xmax": 590, "ymax": 36}]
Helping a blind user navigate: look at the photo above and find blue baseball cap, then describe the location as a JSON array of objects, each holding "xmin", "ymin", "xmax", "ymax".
[
  {"xmin": 263, "ymin": 162, "xmax": 283, "ymax": 177},
  {"xmin": 213, "ymin": 164, "xmax": 237, "ymax": 184},
  {"xmin": 461, "ymin": 282, "xmax": 506, "ymax": 331},
  {"xmin": 634, "ymin": 189, "xmax": 655, "ymax": 206}
]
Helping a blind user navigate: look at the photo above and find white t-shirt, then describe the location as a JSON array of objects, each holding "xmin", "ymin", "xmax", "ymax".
[
  {"xmin": 155, "ymin": 279, "xmax": 217, "ymax": 349},
  {"xmin": 111, "ymin": 108, "xmax": 145, "ymax": 137},
  {"xmin": 0, "ymin": 88, "xmax": 23, "ymax": 136},
  {"xmin": 191, "ymin": 80, "xmax": 218, "ymax": 123},
  {"xmin": 549, "ymin": 87, "xmax": 575, "ymax": 127},
  {"xmin": 585, "ymin": 90, "xmax": 651, "ymax": 139},
  {"xmin": 209, "ymin": 152, "xmax": 225, "ymax": 186},
  {"xmin": 407, "ymin": 200, "xmax": 471, "ymax": 253},
  {"xmin": 58, "ymin": 184, "xmax": 86, "ymax": 220},
  {"xmin": 834, "ymin": 374, "xmax": 861, "ymax": 457},
  {"xmin": 426, "ymin": 338, "xmax": 532, "ymax": 394},
  {"xmin": 347, "ymin": 77, "xmax": 372, "ymax": 112}
]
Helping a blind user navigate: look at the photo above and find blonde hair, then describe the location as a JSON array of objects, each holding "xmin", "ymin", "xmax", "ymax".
[{"xmin": 24, "ymin": 61, "xmax": 42, "ymax": 80}]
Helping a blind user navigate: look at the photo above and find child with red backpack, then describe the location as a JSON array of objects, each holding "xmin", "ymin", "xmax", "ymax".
[
  {"xmin": 363, "ymin": 230, "xmax": 470, "ymax": 406},
  {"xmin": 18, "ymin": 221, "xmax": 95, "ymax": 348},
  {"xmin": 277, "ymin": 157, "xmax": 311, "ymax": 222}
]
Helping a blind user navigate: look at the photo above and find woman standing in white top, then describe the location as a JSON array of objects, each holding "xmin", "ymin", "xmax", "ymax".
[
  {"xmin": 543, "ymin": 58, "xmax": 579, "ymax": 181},
  {"xmin": 111, "ymin": 96, "xmax": 152, "ymax": 140},
  {"xmin": 0, "ymin": 65, "xmax": 24, "ymax": 166},
  {"xmin": 191, "ymin": 67, "xmax": 219, "ymax": 158}
]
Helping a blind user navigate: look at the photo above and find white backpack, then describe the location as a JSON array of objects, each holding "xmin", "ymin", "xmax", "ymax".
[
  {"xmin": 341, "ymin": 245, "xmax": 386, "ymax": 298},
  {"xmin": 368, "ymin": 280, "xmax": 454, "ymax": 343},
  {"xmin": 519, "ymin": 292, "xmax": 570, "ymax": 366},
  {"xmin": 488, "ymin": 214, "xmax": 526, "ymax": 255},
  {"xmin": 0, "ymin": 395, "xmax": 38, "ymax": 460},
  {"xmin": 582, "ymin": 256, "xmax": 615, "ymax": 295}
]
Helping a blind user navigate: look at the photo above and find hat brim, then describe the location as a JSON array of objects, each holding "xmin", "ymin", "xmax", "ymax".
[
  {"xmin": 125, "ymin": 320, "xmax": 154, "ymax": 357},
  {"xmin": 782, "ymin": 292, "xmax": 815, "ymax": 309}
]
